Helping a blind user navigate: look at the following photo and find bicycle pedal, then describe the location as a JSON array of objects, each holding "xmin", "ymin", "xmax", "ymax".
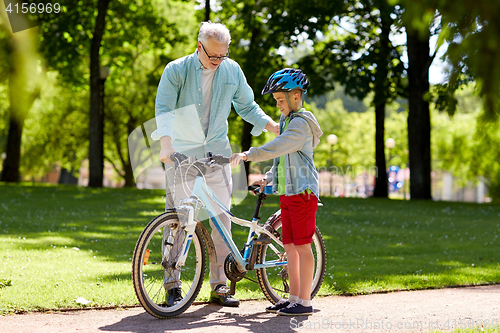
[{"xmin": 254, "ymin": 237, "xmax": 272, "ymax": 245}]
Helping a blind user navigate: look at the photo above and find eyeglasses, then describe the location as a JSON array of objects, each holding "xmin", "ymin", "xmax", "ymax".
[{"xmin": 200, "ymin": 42, "xmax": 229, "ymax": 61}]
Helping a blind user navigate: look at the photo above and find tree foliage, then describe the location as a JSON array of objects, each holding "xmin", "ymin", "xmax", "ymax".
[
  {"xmin": 432, "ymin": 84, "xmax": 500, "ymax": 200},
  {"xmin": 0, "ymin": 17, "xmax": 10, "ymax": 161},
  {"xmin": 300, "ymin": 1, "xmax": 406, "ymax": 100},
  {"xmin": 213, "ymin": 0, "xmax": 345, "ymax": 169},
  {"xmin": 398, "ymin": 0, "xmax": 500, "ymax": 120},
  {"xmin": 102, "ymin": 0, "xmax": 196, "ymax": 186},
  {"xmin": 213, "ymin": 0, "xmax": 287, "ymax": 155},
  {"xmin": 20, "ymin": 73, "xmax": 88, "ymax": 178},
  {"xmin": 295, "ymin": 0, "xmax": 406, "ymax": 197},
  {"xmin": 15, "ymin": 0, "xmax": 196, "ymax": 184}
]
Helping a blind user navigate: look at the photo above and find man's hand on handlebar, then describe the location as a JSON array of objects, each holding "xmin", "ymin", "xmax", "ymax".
[
  {"xmin": 159, "ymin": 147, "xmax": 177, "ymax": 164},
  {"xmin": 229, "ymin": 152, "xmax": 248, "ymax": 168},
  {"xmin": 159, "ymin": 136, "xmax": 176, "ymax": 164}
]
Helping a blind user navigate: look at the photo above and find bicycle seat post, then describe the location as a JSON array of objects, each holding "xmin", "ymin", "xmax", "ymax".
[{"xmin": 252, "ymin": 194, "xmax": 265, "ymax": 221}]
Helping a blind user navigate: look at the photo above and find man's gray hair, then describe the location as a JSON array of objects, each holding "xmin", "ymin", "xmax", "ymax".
[{"xmin": 198, "ymin": 22, "xmax": 231, "ymax": 45}]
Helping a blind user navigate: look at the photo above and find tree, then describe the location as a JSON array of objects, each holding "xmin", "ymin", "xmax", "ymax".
[
  {"xmin": 88, "ymin": 0, "xmax": 111, "ymax": 187},
  {"xmin": 214, "ymin": 0, "xmax": 344, "ymax": 175},
  {"xmin": 396, "ymin": 0, "xmax": 500, "ymax": 199},
  {"xmin": 311, "ymin": 97, "xmax": 376, "ymax": 171},
  {"xmin": 20, "ymin": 73, "xmax": 89, "ymax": 180},
  {"xmin": 35, "ymin": 0, "xmax": 107, "ymax": 185},
  {"xmin": 102, "ymin": 0, "xmax": 196, "ymax": 186},
  {"xmin": 204, "ymin": 0, "xmax": 210, "ymax": 22},
  {"xmin": 299, "ymin": 0, "xmax": 406, "ymax": 198},
  {"xmin": 398, "ymin": 0, "xmax": 500, "ymax": 120},
  {"xmin": 214, "ymin": 0, "xmax": 286, "ymax": 175},
  {"xmin": 397, "ymin": 6, "xmax": 448, "ymax": 200},
  {"xmin": 0, "ymin": 12, "xmax": 41, "ymax": 182},
  {"xmin": 33, "ymin": 0, "xmax": 193, "ymax": 186},
  {"xmin": 405, "ymin": 27, "xmax": 432, "ymax": 199},
  {"xmin": 432, "ymin": 86, "xmax": 500, "ymax": 201}
]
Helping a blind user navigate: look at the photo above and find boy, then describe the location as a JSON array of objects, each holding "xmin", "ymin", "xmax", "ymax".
[{"xmin": 230, "ymin": 68, "xmax": 323, "ymax": 315}]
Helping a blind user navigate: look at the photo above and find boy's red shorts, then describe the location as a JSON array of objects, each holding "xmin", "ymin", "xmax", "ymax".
[{"xmin": 279, "ymin": 192, "xmax": 318, "ymax": 245}]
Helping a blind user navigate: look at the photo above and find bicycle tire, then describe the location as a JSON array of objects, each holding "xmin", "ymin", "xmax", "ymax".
[
  {"xmin": 256, "ymin": 213, "xmax": 326, "ymax": 303},
  {"xmin": 132, "ymin": 212, "xmax": 207, "ymax": 319}
]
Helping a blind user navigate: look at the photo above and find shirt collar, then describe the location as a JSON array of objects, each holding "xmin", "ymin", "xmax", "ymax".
[{"xmin": 193, "ymin": 50, "xmax": 204, "ymax": 69}]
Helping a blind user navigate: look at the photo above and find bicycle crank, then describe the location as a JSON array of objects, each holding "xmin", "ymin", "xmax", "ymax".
[{"xmin": 224, "ymin": 253, "xmax": 246, "ymax": 282}]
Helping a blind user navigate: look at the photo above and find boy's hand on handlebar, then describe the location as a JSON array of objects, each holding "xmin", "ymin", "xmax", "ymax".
[
  {"xmin": 229, "ymin": 153, "xmax": 247, "ymax": 168},
  {"xmin": 251, "ymin": 178, "xmax": 268, "ymax": 194}
]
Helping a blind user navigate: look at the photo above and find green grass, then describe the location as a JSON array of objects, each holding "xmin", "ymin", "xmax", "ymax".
[{"xmin": 1, "ymin": 183, "xmax": 500, "ymax": 314}]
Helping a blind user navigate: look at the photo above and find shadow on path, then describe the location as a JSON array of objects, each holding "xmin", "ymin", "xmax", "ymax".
[{"xmin": 99, "ymin": 303, "xmax": 316, "ymax": 333}]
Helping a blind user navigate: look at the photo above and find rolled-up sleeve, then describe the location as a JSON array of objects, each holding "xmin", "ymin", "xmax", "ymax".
[
  {"xmin": 151, "ymin": 64, "xmax": 179, "ymax": 141},
  {"xmin": 231, "ymin": 65, "xmax": 271, "ymax": 136}
]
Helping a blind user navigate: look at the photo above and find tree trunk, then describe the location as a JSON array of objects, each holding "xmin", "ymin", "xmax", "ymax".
[
  {"xmin": 1, "ymin": 115, "xmax": 23, "ymax": 182},
  {"xmin": 372, "ymin": 8, "xmax": 391, "ymax": 198},
  {"xmin": 1, "ymin": 68, "xmax": 39, "ymax": 182},
  {"xmin": 205, "ymin": 0, "xmax": 210, "ymax": 22},
  {"xmin": 373, "ymin": 102, "xmax": 388, "ymax": 197},
  {"xmin": 88, "ymin": 0, "xmax": 111, "ymax": 188},
  {"xmin": 123, "ymin": 161, "xmax": 135, "ymax": 187},
  {"xmin": 406, "ymin": 31, "xmax": 432, "ymax": 200}
]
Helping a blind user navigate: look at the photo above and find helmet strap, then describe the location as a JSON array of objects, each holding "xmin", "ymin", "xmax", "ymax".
[
  {"xmin": 285, "ymin": 92, "xmax": 293, "ymax": 114},
  {"xmin": 285, "ymin": 90, "xmax": 303, "ymax": 113}
]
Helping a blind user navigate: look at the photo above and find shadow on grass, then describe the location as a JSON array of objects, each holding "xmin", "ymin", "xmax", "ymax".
[
  {"xmin": 1, "ymin": 184, "xmax": 261, "ymax": 264},
  {"xmin": 1, "ymin": 184, "xmax": 166, "ymax": 263}
]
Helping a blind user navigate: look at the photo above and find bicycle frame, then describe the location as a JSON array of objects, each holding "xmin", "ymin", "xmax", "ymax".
[{"xmin": 175, "ymin": 173, "xmax": 285, "ymax": 272}]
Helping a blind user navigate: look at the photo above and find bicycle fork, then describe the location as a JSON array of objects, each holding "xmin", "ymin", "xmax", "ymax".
[{"xmin": 171, "ymin": 197, "xmax": 202, "ymax": 269}]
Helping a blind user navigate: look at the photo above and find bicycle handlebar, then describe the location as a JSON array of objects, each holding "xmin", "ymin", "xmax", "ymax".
[
  {"xmin": 170, "ymin": 152, "xmax": 230, "ymax": 170},
  {"xmin": 248, "ymin": 185, "xmax": 261, "ymax": 193}
]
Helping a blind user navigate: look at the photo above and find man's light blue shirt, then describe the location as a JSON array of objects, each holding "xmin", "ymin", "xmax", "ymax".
[{"xmin": 151, "ymin": 51, "xmax": 272, "ymax": 158}]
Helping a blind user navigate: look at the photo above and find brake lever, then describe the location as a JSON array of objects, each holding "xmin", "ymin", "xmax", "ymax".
[
  {"xmin": 206, "ymin": 152, "xmax": 229, "ymax": 167},
  {"xmin": 171, "ymin": 152, "xmax": 189, "ymax": 169},
  {"xmin": 212, "ymin": 154, "xmax": 230, "ymax": 165}
]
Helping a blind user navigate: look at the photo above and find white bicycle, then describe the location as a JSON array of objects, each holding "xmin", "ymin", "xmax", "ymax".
[{"xmin": 132, "ymin": 153, "xmax": 326, "ymax": 318}]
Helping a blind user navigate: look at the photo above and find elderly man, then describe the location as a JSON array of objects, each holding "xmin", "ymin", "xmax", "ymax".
[{"xmin": 151, "ymin": 22, "xmax": 278, "ymax": 307}]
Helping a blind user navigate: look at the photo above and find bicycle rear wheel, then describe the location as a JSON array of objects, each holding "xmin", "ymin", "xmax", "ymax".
[
  {"xmin": 132, "ymin": 212, "xmax": 206, "ymax": 318},
  {"xmin": 256, "ymin": 212, "xmax": 326, "ymax": 303}
]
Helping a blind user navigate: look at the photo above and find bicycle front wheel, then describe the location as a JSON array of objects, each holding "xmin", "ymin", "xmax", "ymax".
[
  {"xmin": 132, "ymin": 212, "xmax": 207, "ymax": 318},
  {"xmin": 256, "ymin": 212, "xmax": 326, "ymax": 304}
]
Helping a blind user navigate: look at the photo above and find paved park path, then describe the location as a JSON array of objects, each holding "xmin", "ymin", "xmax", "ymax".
[{"xmin": 2, "ymin": 284, "xmax": 500, "ymax": 333}]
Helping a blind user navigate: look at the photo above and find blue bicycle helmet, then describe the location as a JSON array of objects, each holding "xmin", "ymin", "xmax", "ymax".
[{"xmin": 262, "ymin": 68, "xmax": 309, "ymax": 95}]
